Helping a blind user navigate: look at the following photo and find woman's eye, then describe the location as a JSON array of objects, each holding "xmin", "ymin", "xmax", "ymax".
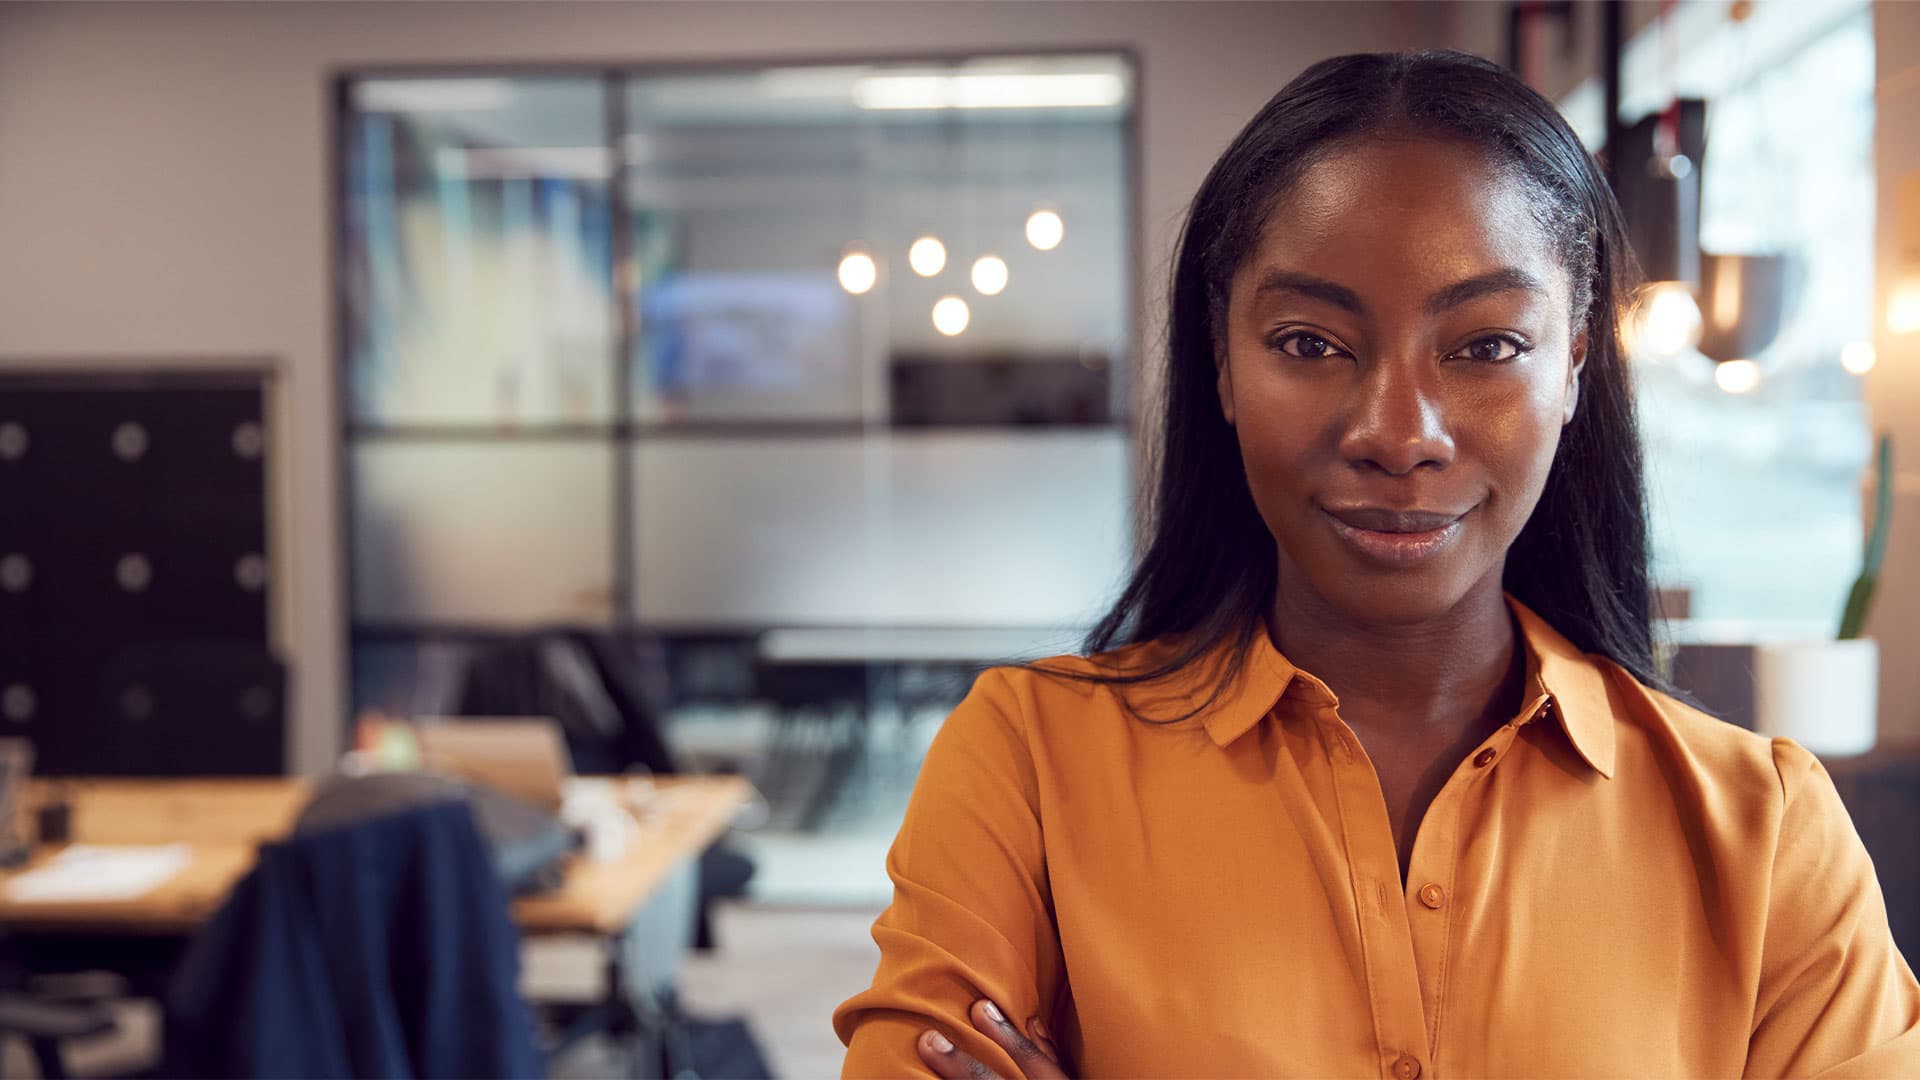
[
  {"xmin": 1272, "ymin": 331, "xmax": 1343, "ymax": 359},
  {"xmin": 1454, "ymin": 335, "xmax": 1525, "ymax": 363}
]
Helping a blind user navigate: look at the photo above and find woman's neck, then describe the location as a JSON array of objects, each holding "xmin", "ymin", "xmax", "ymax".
[{"xmin": 1268, "ymin": 574, "xmax": 1522, "ymax": 737}]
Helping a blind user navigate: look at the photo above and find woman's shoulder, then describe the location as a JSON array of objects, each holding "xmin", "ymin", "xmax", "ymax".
[
  {"xmin": 1593, "ymin": 654, "xmax": 1806, "ymax": 803},
  {"xmin": 964, "ymin": 647, "xmax": 1140, "ymax": 716},
  {"xmin": 973, "ymin": 635, "xmax": 1200, "ymax": 711},
  {"xmin": 944, "ymin": 638, "xmax": 1201, "ymax": 747}
]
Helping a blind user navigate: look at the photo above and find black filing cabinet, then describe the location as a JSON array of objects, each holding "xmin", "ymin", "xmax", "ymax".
[{"xmin": 0, "ymin": 372, "xmax": 281, "ymax": 775}]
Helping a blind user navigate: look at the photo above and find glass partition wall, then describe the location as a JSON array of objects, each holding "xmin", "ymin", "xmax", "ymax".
[{"xmin": 340, "ymin": 57, "xmax": 1136, "ymax": 902}]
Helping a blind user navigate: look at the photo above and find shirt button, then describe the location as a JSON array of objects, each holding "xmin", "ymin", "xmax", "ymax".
[
  {"xmin": 1418, "ymin": 883, "xmax": 1445, "ymax": 909},
  {"xmin": 1393, "ymin": 1052, "xmax": 1422, "ymax": 1079},
  {"xmin": 1473, "ymin": 748, "xmax": 1496, "ymax": 767}
]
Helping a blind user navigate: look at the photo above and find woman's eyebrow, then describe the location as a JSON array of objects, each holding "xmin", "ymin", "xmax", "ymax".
[
  {"xmin": 1252, "ymin": 270, "xmax": 1365, "ymax": 313},
  {"xmin": 1251, "ymin": 267, "xmax": 1543, "ymax": 317},
  {"xmin": 1424, "ymin": 267, "xmax": 1543, "ymax": 314}
]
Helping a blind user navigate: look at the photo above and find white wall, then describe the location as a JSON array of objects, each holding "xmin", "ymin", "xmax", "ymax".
[
  {"xmin": 0, "ymin": 1, "xmax": 1438, "ymax": 774},
  {"xmin": 1869, "ymin": 0, "xmax": 1920, "ymax": 745}
]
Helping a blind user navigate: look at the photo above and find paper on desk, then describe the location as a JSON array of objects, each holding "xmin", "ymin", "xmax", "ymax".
[{"xmin": 3, "ymin": 844, "xmax": 192, "ymax": 903}]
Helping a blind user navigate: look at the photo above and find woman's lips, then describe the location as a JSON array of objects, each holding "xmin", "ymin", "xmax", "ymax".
[{"xmin": 1320, "ymin": 505, "xmax": 1467, "ymax": 565}]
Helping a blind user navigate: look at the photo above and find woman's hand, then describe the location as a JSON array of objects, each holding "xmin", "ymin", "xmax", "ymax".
[{"xmin": 917, "ymin": 999, "xmax": 1071, "ymax": 1079}]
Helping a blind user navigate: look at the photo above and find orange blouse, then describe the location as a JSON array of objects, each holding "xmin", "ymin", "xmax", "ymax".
[{"xmin": 834, "ymin": 599, "xmax": 1920, "ymax": 1078}]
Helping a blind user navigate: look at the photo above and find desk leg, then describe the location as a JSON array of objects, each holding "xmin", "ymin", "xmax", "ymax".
[
  {"xmin": 601, "ymin": 859, "xmax": 700, "ymax": 1078},
  {"xmin": 601, "ymin": 930, "xmax": 654, "ymax": 1076}
]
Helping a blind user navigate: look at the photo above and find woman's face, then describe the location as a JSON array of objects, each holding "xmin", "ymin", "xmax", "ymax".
[{"xmin": 1217, "ymin": 136, "xmax": 1585, "ymax": 627}]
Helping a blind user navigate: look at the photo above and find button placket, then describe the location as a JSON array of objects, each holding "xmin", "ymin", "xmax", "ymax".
[
  {"xmin": 1319, "ymin": 714, "xmax": 1432, "ymax": 1080},
  {"xmin": 1400, "ymin": 728, "xmax": 1510, "ymax": 1070}
]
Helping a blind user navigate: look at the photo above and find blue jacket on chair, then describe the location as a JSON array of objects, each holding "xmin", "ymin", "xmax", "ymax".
[{"xmin": 164, "ymin": 799, "xmax": 544, "ymax": 1078}]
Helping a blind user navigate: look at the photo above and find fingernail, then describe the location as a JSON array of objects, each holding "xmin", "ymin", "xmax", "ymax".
[
  {"xmin": 982, "ymin": 1000, "xmax": 1006, "ymax": 1024},
  {"xmin": 926, "ymin": 1030, "xmax": 954, "ymax": 1054},
  {"xmin": 1032, "ymin": 1016, "xmax": 1052, "ymax": 1041}
]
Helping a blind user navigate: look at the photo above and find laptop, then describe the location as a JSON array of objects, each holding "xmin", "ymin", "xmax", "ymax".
[{"xmin": 414, "ymin": 718, "xmax": 573, "ymax": 812}]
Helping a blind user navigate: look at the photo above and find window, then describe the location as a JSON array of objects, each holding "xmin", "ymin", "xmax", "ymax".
[
  {"xmin": 1564, "ymin": 0, "xmax": 1875, "ymax": 629},
  {"xmin": 339, "ymin": 57, "xmax": 1137, "ymax": 902},
  {"xmin": 1637, "ymin": 8, "xmax": 1875, "ymax": 628}
]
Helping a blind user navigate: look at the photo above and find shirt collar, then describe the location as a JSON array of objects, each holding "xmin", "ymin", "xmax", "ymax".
[
  {"xmin": 1191, "ymin": 594, "xmax": 1617, "ymax": 780},
  {"xmin": 1506, "ymin": 596, "xmax": 1617, "ymax": 779}
]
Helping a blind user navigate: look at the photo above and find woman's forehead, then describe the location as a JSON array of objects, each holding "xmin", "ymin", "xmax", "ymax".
[{"xmin": 1240, "ymin": 136, "xmax": 1567, "ymax": 304}]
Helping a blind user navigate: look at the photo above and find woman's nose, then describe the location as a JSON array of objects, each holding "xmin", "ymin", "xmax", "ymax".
[{"xmin": 1336, "ymin": 357, "xmax": 1455, "ymax": 477}]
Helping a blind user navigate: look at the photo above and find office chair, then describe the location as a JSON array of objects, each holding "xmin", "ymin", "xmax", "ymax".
[
  {"xmin": 454, "ymin": 632, "xmax": 755, "ymax": 949},
  {"xmin": 0, "ymin": 994, "xmax": 116, "ymax": 1079},
  {"xmin": 0, "ymin": 937, "xmax": 118, "ymax": 1080},
  {"xmin": 164, "ymin": 799, "xmax": 542, "ymax": 1078}
]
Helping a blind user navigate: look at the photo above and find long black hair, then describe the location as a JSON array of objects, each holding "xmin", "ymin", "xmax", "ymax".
[{"xmin": 1067, "ymin": 49, "xmax": 1661, "ymax": 712}]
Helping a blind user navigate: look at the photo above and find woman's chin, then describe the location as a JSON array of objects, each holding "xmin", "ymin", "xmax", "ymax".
[{"xmin": 1289, "ymin": 558, "xmax": 1499, "ymax": 630}]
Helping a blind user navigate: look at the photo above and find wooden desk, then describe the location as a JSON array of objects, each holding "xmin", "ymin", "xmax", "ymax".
[{"xmin": 0, "ymin": 775, "xmax": 750, "ymax": 937}]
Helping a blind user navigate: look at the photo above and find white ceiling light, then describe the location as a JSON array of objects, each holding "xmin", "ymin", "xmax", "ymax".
[
  {"xmin": 1714, "ymin": 358, "xmax": 1762, "ymax": 394},
  {"xmin": 1841, "ymin": 341, "xmax": 1877, "ymax": 375},
  {"xmin": 1026, "ymin": 210, "xmax": 1065, "ymax": 252},
  {"xmin": 355, "ymin": 79, "xmax": 515, "ymax": 113},
  {"xmin": 1890, "ymin": 277, "xmax": 1920, "ymax": 335},
  {"xmin": 758, "ymin": 66, "xmax": 874, "ymax": 101},
  {"xmin": 1630, "ymin": 281, "xmax": 1702, "ymax": 359},
  {"xmin": 837, "ymin": 251, "xmax": 878, "ymax": 295},
  {"xmin": 854, "ymin": 72, "xmax": 1127, "ymax": 111},
  {"xmin": 971, "ymin": 255, "xmax": 1009, "ymax": 296},
  {"xmin": 909, "ymin": 236, "xmax": 948, "ymax": 277},
  {"xmin": 442, "ymin": 146, "xmax": 614, "ymax": 181},
  {"xmin": 932, "ymin": 296, "xmax": 971, "ymax": 336}
]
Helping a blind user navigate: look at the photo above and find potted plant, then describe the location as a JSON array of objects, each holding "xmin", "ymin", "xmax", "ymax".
[{"xmin": 1753, "ymin": 433, "xmax": 1892, "ymax": 755}]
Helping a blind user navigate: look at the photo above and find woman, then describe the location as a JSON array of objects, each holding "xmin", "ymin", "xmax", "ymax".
[{"xmin": 834, "ymin": 51, "xmax": 1920, "ymax": 1078}]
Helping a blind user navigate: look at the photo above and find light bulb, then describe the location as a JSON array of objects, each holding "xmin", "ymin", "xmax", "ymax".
[
  {"xmin": 932, "ymin": 296, "xmax": 971, "ymax": 336},
  {"xmin": 971, "ymin": 255, "xmax": 1009, "ymax": 296},
  {"xmin": 1025, "ymin": 209, "xmax": 1064, "ymax": 251},
  {"xmin": 1890, "ymin": 277, "xmax": 1920, "ymax": 335},
  {"xmin": 1632, "ymin": 281, "xmax": 1703, "ymax": 359},
  {"xmin": 837, "ymin": 251, "xmax": 877, "ymax": 295},
  {"xmin": 1714, "ymin": 358, "xmax": 1761, "ymax": 394},
  {"xmin": 909, "ymin": 236, "xmax": 947, "ymax": 277},
  {"xmin": 1841, "ymin": 341, "xmax": 1877, "ymax": 376}
]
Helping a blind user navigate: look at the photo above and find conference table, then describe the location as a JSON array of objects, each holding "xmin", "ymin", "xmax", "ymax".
[{"xmin": 0, "ymin": 774, "xmax": 753, "ymax": 1067}]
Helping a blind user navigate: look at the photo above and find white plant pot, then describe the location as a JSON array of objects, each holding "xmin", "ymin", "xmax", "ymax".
[{"xmin": 1753, "ymin": 638, "xmax": 1879, "ymax": 756}]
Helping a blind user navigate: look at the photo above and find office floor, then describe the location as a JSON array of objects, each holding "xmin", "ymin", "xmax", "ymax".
[
  {"xmin": 681, "ymin": 904, "xmax": 882, "ymax": 1076},
  {"xmin": 1, "ymin": 902, "xmax": 883, "ymax": 1079}
]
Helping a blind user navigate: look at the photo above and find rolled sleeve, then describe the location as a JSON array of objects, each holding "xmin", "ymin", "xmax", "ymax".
[{"xmin": 833, "ymin": 668, "xmax": 1066, "ymax": 1078}]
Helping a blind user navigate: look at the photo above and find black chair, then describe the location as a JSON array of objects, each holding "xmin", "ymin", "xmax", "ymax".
[
  {"xmin": 0, "ymin": 994, "xmax": 116, "ymax": 1079},
  {"xmin": 454, "ymin": 632, "xmax": 754, "ymax": 950},
  {"xmin": 0, "ymin": 941, "xmax": 118, "ymax": 1080},
  {"xmin": 751, "ymin": 658, "xmax": 872, "ymax": 831}
]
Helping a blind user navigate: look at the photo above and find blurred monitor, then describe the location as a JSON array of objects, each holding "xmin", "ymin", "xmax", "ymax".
[{"xmin": 890, "ymin": 354, "xmax": 1111, "ymax": 427}]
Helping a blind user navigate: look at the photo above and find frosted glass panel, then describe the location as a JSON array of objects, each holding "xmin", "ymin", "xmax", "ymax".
[
  {"xmin": 345, "ymin": 77, "xmax": 615, "ymax": 425},
  {"xmin": 353, "ymin": 442, "xmax": 614, "ymax": 623},
  {"xmin": 632, "ymin": 431, "xmax": 1129, "ymax": 626}
]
